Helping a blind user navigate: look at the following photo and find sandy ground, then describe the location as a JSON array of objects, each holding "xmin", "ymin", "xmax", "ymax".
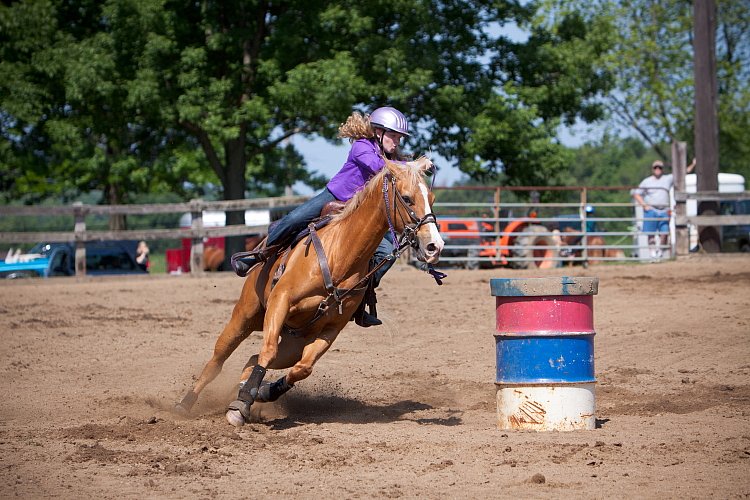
[{"xmin": 1, "ymin": 254, "xmax": 749, "ymax": 499}]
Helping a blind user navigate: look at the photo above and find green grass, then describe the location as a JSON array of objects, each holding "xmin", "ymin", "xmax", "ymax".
[{"xmin": 148, "ymin": 252, "xmax": 166, "ymax": 274}]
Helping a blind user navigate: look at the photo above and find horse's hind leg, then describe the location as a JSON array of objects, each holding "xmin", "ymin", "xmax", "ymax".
[
  {"xmin": 175, "ymin": 295, "xmax": 263, "ymax": 414},
  {"xmin": 236, "ymin": 335, "xmax": 308, "ymax": 403},
  {"xmin": 285, "ymin": 328, "xmax": 339, "ymax": 386}
]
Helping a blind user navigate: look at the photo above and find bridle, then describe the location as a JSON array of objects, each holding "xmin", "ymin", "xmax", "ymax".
[
  {"xmin": 381, "ymin": 171, "xmax": 446, "ymax": 285},
  {"xmin": 382, "ymin": 172, "xmax": 438, "ymax": 254}
]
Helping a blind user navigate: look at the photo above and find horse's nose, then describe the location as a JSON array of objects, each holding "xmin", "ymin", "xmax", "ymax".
[
  {"xmin": 424, "ymin": 240, "xmax": 443, "ymax": 263},
  {"xmin": 431, "ymin": 235, "xmax": 444, "ymax": 254}
]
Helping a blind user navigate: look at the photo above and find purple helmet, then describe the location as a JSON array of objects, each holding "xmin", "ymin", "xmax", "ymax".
[{"xmin": 369, "ymin": 106, "xmax": 410, "ymax": 136}]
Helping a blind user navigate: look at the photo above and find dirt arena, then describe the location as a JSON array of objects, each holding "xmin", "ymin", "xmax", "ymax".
[{"xmin": 1, "ymin": 254, "xmax": 749, "ymax": 498}]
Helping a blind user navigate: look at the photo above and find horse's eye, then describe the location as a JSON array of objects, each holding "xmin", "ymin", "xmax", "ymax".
[{"xmin": 402, "ymin": 195, "xmax": 414, "ymax": 205}]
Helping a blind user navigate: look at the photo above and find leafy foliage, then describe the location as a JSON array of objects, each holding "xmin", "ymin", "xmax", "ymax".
[
  {"xmin": 1, "ymin": 0, "xmax": 614, "ymax": 211},
  {"xmin": 540, "ymin": 0, "xmax": 750, "ymax": 179}
]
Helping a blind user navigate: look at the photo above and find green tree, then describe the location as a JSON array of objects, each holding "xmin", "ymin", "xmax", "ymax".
[
  {"xmin": 2, "ymin": 0, "xmax": 614, "ymax": 228},
  {"xmin": 540, "ymin": 0, "xmax": 750, "ymax": 179},
  {"xmin": 0, "ymin": 0, "xmax": 206, "ymax": 225},
  {"xmin": 431, "ymin": 9, "xmax": 613, "ymax": 187}
]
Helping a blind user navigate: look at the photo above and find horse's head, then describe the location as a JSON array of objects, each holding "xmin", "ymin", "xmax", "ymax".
[{"xmin": 383, "ymin": 157, "xmax": 444, "ymax": 264}]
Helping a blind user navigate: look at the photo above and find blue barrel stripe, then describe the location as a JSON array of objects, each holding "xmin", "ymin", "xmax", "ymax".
[{"xmin": 495, "ymin": 334, "xmax": 596, "ymax": 384}]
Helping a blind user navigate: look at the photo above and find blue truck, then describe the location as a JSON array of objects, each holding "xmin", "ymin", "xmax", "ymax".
[{"xmin": 0, "ymin": 241, "xmax": 147, "ymax": 278}]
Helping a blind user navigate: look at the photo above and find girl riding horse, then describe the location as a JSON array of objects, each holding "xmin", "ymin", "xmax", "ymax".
[
  {"xmin": 176, "ymin": 156, "xmax": 444, "ymax": 426},
  {"xmin": 232, "ymin": 107, "xmax": 412, "ymax": 327}
]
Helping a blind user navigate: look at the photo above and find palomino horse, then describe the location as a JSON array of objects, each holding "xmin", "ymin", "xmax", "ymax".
[{"xmin": 176, "ymin": 157, "xmax": 444, "ymax": 426}]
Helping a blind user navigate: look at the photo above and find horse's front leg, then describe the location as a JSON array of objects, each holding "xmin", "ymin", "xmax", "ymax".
[
  {"xmin": 235, "ymin": 334, "xmax": 307, "ymax": 404},
  {"xmin": 226, "ymin": 292, "xmax": 290, "ymax": 427},
  {"xmin": 175, "ymin": 289, "xmax": 262, "ymax": 415},
  {"xmin": 251, "ymin": 329, "xmax": 342, "ymax": 407}
]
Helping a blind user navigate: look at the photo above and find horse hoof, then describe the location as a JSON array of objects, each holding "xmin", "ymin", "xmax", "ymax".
[
  {"xmin": 226, "ymin": 399, "xmax": 251, "ymax": 427},
  {"xmin": 175, "ymin": 392, "xmax": 197, "ymax": 416},
  {"xmin": 226, "ymin": 409, "xmax": 246, "ymax": 427}
]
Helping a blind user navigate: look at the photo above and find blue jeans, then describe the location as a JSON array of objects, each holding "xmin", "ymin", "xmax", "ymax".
[
  {"xmin": 372, "ymin": 232, "xmax": 396, "ymax": 288},
  {"xmin": 267, "ymin": 188, "xmax": 337, "ymax": 247}
]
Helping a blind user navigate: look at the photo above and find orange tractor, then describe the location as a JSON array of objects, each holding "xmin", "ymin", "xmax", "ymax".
[{"xmin": 436, "ymin": 213, "xmax": 559, "ymax": 270}]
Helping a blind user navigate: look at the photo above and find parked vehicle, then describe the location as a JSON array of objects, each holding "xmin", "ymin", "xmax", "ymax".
[
  {"xmin": 0, "ymin": 241, "xmax": 147, "ymax": 278},
  {"xmin": 436, "ymin": 215, "xmax": 559, "ymax": 269},
  {"xmin": 719, "ymin": 199, "xmax": 750, "ymax": 252},
  {"xmin": 683, "ymin": 172, "xmax": 746, "ymax": 254},
  {"xmin": 435, "ymin": 218, "xmax": 494, "ymax": 269}
]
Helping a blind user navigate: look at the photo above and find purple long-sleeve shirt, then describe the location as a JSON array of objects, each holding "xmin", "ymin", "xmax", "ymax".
[{"xmin": 326, "ymin": 138, "xmax": 385, "ymax": 201}]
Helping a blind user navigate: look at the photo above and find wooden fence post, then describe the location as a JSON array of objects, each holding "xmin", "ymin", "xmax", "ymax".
[
  {"xmin": 672, "ymin": 141, "xmax": 689, "ymax": 256},
  {"xmin": 73, "ymin": 202, "xmax": 86, "ymax": 277},
  {"xmin": 190, "ymin": 199, "xmax": 204, "ymax": 276}
]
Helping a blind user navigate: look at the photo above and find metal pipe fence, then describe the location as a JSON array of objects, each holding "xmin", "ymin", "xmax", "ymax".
[{"xmin": 421, "ymin": 185, "xmax": 668, "ymax": 269}]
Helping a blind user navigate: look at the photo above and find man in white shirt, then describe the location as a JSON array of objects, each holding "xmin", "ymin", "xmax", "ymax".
[{"xmin": 633, "ymin": 159, "xmax": 696, "ymax": 259}]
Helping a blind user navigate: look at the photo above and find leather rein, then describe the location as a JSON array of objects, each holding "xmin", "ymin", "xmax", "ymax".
[{"xmin": 285, "ymin": 172, "xmax": 439, "ymax": 334}]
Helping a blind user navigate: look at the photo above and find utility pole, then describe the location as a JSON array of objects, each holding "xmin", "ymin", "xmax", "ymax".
[{"xmin": 693, "ymin": 0, "xmax": 720, "ymax": 252}]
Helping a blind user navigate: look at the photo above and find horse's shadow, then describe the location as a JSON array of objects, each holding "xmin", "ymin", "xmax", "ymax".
[{"xmin": 258, "ymin": 393, "xmax": 463, "ymax": 430}]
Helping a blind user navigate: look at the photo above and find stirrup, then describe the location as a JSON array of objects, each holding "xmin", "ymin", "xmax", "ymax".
[{"xmin": 231, "ymin": 252, "xmax": 263, "ymax": 277}]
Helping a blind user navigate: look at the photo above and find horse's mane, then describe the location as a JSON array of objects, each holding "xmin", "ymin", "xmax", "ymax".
[{"xmin": 330, "ymin": 158, "xmax": 426, "ymax": 224}]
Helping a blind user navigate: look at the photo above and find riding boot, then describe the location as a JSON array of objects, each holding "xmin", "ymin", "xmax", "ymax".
[
  {"xmin": 357, "ymin": 310, "xmax": 382, "ymax": 327},
  {"xmin": 354, "ymin": 292, "xmax": 382, "ymax": 327},
  {"xmin": 231, "ymin": 245, "xmax": 280, "ymax": 277}
]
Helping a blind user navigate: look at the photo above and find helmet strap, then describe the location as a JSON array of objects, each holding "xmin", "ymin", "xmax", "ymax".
[{"xmin": 375, "ymin": 128, "xmax": 386, "ymax": 155}]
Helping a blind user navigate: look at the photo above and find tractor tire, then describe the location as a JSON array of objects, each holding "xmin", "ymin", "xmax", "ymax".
[{"xmin": 512, "ymin": 225, "xmax": 560, "ymax": 270}]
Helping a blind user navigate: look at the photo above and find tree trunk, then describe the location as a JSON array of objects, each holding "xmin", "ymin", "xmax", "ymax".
[
  {"xmin": 223, "ymin": 137, "xmax": 249, "ymax": 270},
  {"xmin": 106, "ymin": 183, "xmax": 127, "ymax": 231}
]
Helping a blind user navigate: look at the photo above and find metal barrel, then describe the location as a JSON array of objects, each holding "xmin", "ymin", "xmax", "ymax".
[{"xmin": 490, "ymin": 277, "xmax": 598, "ymax": 431}]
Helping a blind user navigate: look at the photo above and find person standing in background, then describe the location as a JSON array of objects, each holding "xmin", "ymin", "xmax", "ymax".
[{"xmin": 633, "ymin": 158, "xmax": 696, "ymax": 260}]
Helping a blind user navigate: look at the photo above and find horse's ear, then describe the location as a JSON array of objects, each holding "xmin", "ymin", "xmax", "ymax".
[{"xmin": 425, "ymin": 162, "xmax": 436, "ymax": 177}]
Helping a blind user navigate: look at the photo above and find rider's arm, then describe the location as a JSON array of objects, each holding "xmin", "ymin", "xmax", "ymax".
[{"xmin": 350, "ymin": 140, "xmax": 386, "ymax": 176}]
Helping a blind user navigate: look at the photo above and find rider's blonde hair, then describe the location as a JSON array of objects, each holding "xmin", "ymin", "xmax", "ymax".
[
  {"xmin": 338, "ymin": 111, "xmax": 411, "ymax": 161},
  {"xmin": 338, "ymin": 111, "xmax": 374, "ymax": 141}
]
